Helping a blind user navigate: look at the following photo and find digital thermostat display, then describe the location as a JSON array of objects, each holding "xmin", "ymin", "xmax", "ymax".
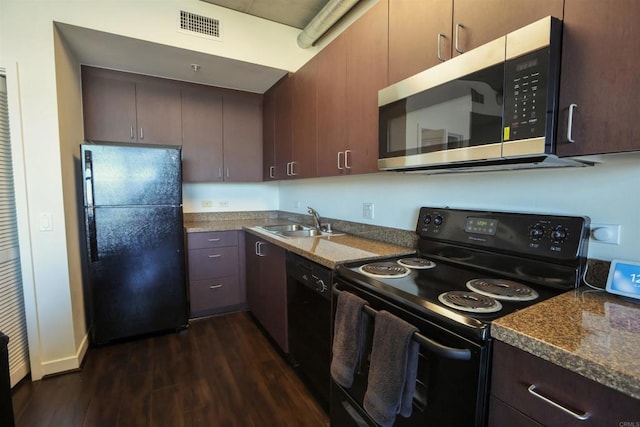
[
  {"xmin": 606, "ymin": 259, "xmax": 640, "ymax": 301},
  {"xmin": 464, "ymin": 217, "xmax": 498, "ymax": 236}
]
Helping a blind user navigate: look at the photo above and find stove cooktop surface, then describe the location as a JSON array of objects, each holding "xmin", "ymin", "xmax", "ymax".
[{"xmin": 338, "ymin": 255, "xmax": 562, "ymax": 325}]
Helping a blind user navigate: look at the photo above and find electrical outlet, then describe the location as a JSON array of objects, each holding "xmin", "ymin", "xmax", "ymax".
[
  {"xmin": 294, "ymin": 200, "xmax": 301, "ymax": 209},
  {"xmin": 201, "ymin": 200, "xmax": 213, "ymax": 208},
  {"xmin": 590, "ymin": 224, "xmax": 620, "ymax": 245},
  {"xmin": 363, "ymin": 203, "xmax": 374, "ymax": 220},
  {"xmin": 218, "ymin": 200, "xmax": 230, "ymax": 208}
]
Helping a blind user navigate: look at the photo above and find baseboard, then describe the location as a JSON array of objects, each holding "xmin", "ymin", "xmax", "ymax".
[{"xmin": 40, "ymin": 332, "xmax": 89, "ymax": 378}]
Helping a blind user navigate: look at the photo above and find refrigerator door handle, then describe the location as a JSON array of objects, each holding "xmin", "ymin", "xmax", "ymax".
[
  {"xmin": 87, "ymin": 207, "xmax": 99, "ymax": 262},
  {"xmin": 84, "ymin": 150, "xmax": 95, "ymax": 208}
]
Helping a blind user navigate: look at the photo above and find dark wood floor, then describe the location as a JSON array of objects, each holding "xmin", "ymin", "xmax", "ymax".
[{"xmin": 11, "ymin": 311, "xmax": 329, "ymax": 427}]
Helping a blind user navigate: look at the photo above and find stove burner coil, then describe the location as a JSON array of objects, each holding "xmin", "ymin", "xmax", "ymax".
[
  {"xmin": 358, "ymin": 262, "xmax": 411, "ymax": 279},
  {"xmin": 397, "ymin": 257, "xmax": 436, "ymax": 269},
  {"xmin": 466, "ymin": 279, "xmax": 539, "ymax": 301},
  {"xmin": 438, "ymin": 291, "xmax": 502, "ymax": 313}
]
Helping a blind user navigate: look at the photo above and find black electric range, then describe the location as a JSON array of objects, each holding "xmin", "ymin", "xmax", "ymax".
[
  {"xmin": 331, "ymin": 206, "xmax": 590, "ymax": 426},
  {"xmin": 336, "ymin": 206, "xmax": 590, "ymax": 342}
]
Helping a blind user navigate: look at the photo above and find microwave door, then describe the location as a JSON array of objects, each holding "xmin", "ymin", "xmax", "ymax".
[{"xmin": 379, "ymin": 37, "xmax": 506, "ymax": 170}]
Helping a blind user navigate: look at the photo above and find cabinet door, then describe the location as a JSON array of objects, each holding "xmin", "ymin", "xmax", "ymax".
[
  {"xmin": 223, "ymin": 95, "xmax": 263, "ymax": 182},
  {"xmin": 187, "ymin": 246, "xmax": 239, "ymax": 281},
  {"xmin": 181, "ymin": 86, "xmax": 224, "ymax": 182},
  {"xmin": 316, "ymin": 35, "xmax": 348, "ymax": 177},
  {"xmin": 292, "ymin": 57, "xmax": 318, "ymax": 179},
  {"xmin": 82, "ymin": 71, "xmax": 137, "ymax": 143},
  {"xmin": 245, "ymin": 234, "xmax": 265, "ymax": 324},
  {"xmin": 388, "ymin": 0, "xmax": 453, "ymax": 84},
  {"xmin": 274, "ymin": 77, "xmax": 294, "ymax": 180},
  {"xmin": 261, "ymin": 241, "xmax": 288, "ymax": 353},
  {"xmin": 556, "ymin": 0, "xmax": 640, "ymax": 156},
  {"xmin": 135, "ymin": 81, "xmax": 182, "ymax": 145},
  {"xmin": 452, "ymin": 0, "xmax": 563, "ymax": 57},
  {"xmin": 263, "ymin": 87, "xmax": 277, "ymax": 180},
  {"xmin": 345, "ymin": 0, "xmax": 389, "ymax": 174}
]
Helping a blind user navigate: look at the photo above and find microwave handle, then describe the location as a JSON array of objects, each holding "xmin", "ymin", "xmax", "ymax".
[{"xmin": 567, "ymin": 103, "xmax": 577, "ymax": 143}]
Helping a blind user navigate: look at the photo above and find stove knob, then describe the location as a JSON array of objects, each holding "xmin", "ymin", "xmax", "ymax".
[
  {"xmin": 433, "ymin": 215, "xmax": 443, "ymax": 226},
  {"xmin": 529, "ymin": 225, "xmax": 545, "ymax": 240},
  {"xmin": 315, "ymin": 279, "xmax": 327, "ymax": 293},
  {"xmin": 551, "ymin": 226, "xmax": 568, "ymax": 242},
  {"xmin": 423, "ymin": 214, "xmax": 432, "ymax": 225}
]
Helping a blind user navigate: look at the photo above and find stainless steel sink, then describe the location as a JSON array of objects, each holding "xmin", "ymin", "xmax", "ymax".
[
  {"xmin": 261, "ymin": 224, "xmax": 311, "ymax": 233},
  {"xmin": 279, "ymin": 229, "xmax": 324, "ymax": 237},
  {"xmin": 259, "ymin": 223, "xmax": 341, "ymax": 238}
]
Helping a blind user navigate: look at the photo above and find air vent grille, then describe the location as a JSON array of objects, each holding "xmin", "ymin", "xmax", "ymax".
[{"xmin": 179, "ymin": 10, "xmax": 220, "ymax": 39}]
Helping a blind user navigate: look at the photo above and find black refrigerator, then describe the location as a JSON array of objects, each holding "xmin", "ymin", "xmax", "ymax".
[{"xmin": 81, "ymin": 142, "xmax": 188, "ymax": 344}]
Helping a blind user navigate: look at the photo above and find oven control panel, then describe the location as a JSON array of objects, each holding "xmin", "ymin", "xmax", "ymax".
[{"xmin": 416, "ymin": 207, "xmax": 590, "ymax": 261}]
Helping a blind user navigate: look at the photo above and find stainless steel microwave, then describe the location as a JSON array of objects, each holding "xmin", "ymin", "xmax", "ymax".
[{"xmin": 378, "ymin": 16, "xmax": 584, "ymax": 172}]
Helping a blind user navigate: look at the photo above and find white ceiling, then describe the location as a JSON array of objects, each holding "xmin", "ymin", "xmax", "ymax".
[{"xmin": 200, "ymin": 0, "xmax": 330, "ymax": 29}]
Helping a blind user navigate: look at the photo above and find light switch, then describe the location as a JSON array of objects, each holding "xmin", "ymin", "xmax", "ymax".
[{"xmin": 39, "ymin": 212, "xmax": 53, "ymax": 232}]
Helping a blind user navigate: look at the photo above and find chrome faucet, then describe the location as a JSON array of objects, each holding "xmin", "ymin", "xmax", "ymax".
[{"xmin": 307, "ymin": 207, "xmax": 322, "ymax": 231}]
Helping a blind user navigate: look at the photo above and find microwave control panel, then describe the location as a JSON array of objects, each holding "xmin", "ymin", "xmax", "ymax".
[{"xmin": 502, "ymin": 47, "xmax": 552, "ymax": 142}]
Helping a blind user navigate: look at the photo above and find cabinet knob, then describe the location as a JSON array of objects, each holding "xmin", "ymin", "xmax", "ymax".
[
  {"xmin": 208, "ymin": 254, "xmax": 222, "ymax": 258},
  {"xmin": 209, "ymin": 284, "xmax": 222, "ymax": 289},
  {"xmin": 437, "ymin": 33, "xmax": 447, "ymax": 62}
]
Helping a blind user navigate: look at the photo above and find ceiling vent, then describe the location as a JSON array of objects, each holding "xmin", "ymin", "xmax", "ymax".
[{"xmin": 178, "ymin": 10, "xmax": 222, "ymax": 40}]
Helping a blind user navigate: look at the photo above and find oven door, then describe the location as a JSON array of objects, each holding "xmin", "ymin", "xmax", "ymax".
[{"xmin": 331, "ymin": 280, "xmax": 492, "ymax": 426}]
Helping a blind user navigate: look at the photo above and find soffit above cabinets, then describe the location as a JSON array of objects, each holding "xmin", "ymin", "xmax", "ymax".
[
  {"xmin": 200, "ymin": 0, "xmax": 330, "ymax": 29},
  {"xmin": 55, "ymin": 22, "xmax": 288, "ymax": 94}
]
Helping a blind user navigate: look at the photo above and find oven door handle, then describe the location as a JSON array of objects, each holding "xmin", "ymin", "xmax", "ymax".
[{"xmin": 332, "ymin": 287, "xmax": 472, "ymax": 361}]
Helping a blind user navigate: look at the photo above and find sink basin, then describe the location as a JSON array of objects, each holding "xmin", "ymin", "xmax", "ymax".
[
  {"xmin": 279, "ymin": 229, "xmax": 324, "ymax": 237},
  {"xmin": 261, "ymin": 224, "xmax": 311, "ymax": 232},
  {"xmin": 259, "ymin": 223, "xmax": 341, "ymax": 238}
]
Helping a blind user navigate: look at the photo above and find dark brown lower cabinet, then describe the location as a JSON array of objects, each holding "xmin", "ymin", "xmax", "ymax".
[
  {"xmin": 489, "ymin": 341, "xmax": 640, "ymax": 426},
  {"xmin": 245, "ymin": 233, "xmax": 288, "ymax": 353},
  {"xmin": 186, "ymin": 231, "xmax": 245, "ymax": 318}
]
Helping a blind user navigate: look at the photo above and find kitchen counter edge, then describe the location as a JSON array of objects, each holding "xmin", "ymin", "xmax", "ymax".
[
  {"xmin": 184, "ymin": 219, "xmax": 415, "ymax": 269},
  {"xmin": 491, "ymin": 288, "xmax": 640, "ymax": 401}
]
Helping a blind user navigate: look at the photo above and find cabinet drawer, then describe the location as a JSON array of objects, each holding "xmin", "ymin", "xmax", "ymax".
[
  {"xmin": 187, "ymin": 247, "xmax": 239, "ymax": 280},
  {"xmin": 190, "ymin": 276, "xmax": 240, "ymax": 314},
  {"xmin": 491, "ymin": 341, "xmax": 640, "ymax": 426},
  {"xmin": 187, "ymin": 231, "xmax": 238, "ymax": 249}
]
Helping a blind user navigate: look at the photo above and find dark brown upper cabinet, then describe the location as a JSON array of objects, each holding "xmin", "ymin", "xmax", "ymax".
[
  {"xmin": 82, "ymin": 66, "xmax": 263, "ymax": 183},
  {"xmin": 222, "ymin": 94, "xmax": 263, "ymax": 182},
  {"xmin": 316, "ymin": 0, "xmax": 388, "ymax": 177},
  {"xmin": 291, "ymin": 56, "xmax": 319, "ymax": 179},
  {"xmin": 262, "ymin": 75, "xmax": 294, "ymax": 181},
  {"xmin": 388, "ymin": 0, "xmax": 452, "ymax": 85},
  {"xmin": 556, "ymin": 0, "xmax": 640, "ymax": 156},
  {"xmin": 82, "ymin": 66, "xmax": 182, "ymax": 145},
  {"xmin": 388, "ymin": 0, "xmax": 563, "ymax": 84},
  {"xmin": 316, "ymin": 34, "xmax": 348, "ymax": 177},
  {"xmin": 181, "ymin": 84, "xmax": 223, "ymax": 182}
]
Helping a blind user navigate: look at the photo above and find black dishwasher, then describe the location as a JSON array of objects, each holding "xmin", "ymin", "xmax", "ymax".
[{"xmin": 286, "ymin": 252, "xmax": 332, "ymax": 412}]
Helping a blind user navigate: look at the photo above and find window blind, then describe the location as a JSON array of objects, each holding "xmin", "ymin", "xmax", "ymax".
[{"xmin": 0, "ymin": 74, "xmax": 30, "ymax": 387}]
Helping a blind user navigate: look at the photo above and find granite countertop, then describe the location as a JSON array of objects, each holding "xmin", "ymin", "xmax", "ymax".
[
  {"xmin": 492, "ymin": 288, "xmax": 640, "ymax": 400},
  {"xmin": 184, "ymin": 218, "xmax": 415, "ymax": 269}
]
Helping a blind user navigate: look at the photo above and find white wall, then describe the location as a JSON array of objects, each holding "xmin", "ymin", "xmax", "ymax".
[
  {"xmin": 0, "ymin": 0, "xmax": 313, "ymax": 379},
  {"xmin": 279, "ymin": 153, "xmax": 640, "ymax": 262},
  {"xmin": 183, "ymin": 182, "xmax": 279, "ymax": 213}
]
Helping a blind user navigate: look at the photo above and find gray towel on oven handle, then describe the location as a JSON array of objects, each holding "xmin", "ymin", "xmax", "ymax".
[
  {"xmin": 330, "ymin": 291, "xmax": 368, "ymax": 388},
  {"xmin": 363, "ymin": 310, "xmax": 419, "ymax": 427}
]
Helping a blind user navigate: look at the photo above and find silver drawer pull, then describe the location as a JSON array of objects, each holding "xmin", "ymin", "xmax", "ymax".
[
  {"xmin": 207, "ymin": 238, "xmax": 221, "ymax": 242},
  {"xmin": 527, "ymin": 384, "xmax": 591, "ymax": 421},
  {"xmin": 208, "ymin": 254, "xmax": 222, "ymax": 258},
  {"xmin": 209, "ymin": 284, "xmax": 222, "ymax": 289}
]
